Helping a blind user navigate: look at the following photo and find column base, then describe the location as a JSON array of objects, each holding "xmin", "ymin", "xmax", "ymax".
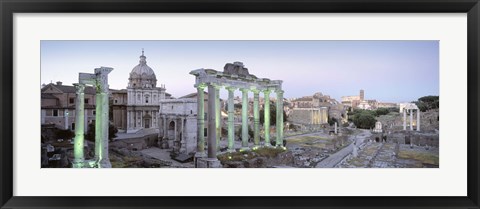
[
  {"xmin": 194, "ymin": 152, "xmax": 207, "ymax": 168},
  {"xmin": 72, "ymin": 159, "xmax": 85, "ymax": 168},
  {"xmin": 84, "ymin": 159, "xmax": 97, "ymax": 168},
  {"xmin": 196, "ymin": 157, "xmax": 222, "ymax": 168},
  {"xmin": 97, "ymin": 158, "xmax": 112, "ymax": 168}
]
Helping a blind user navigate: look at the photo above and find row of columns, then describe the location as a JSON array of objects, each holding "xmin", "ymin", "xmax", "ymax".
[
  {"xmin": 403, "ymin": 108, "xmax": 421, "ymax": 131},
  {"xmin": 196, "ymin": 83, "xmax": 284, "ymax": 157}
]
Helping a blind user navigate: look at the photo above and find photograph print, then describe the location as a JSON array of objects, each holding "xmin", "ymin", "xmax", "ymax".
[{"xmin": 40, "ymin": 40, "xmax": 439, "ymax": 168}]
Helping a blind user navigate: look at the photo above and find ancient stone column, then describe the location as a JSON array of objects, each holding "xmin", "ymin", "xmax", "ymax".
[
  {"xmin": 403, "ymin": 109, "xmax": 407, "ymax": 130},
  {"xmin": 196, "ymin": 84, "xmax": 206, "ymax": 153},
  {"xmin": 263, "ymin": 89, "xmax": 271, "ymax": 146},
  {"xmin": 94, "ymin": 67, "xmax": 113, "ymax": 168},
  {"xmin": 174, "ymin": 118, "xmax": 177, "ymax": 141},
  {"xmin": 72, "ymin": 83, "xmax": 85, "ymax": 168},
  {"xmin": 241, "ymin": 88, "xmax": 249, "ymax": 149},
  {"xmin": 253, "ymin": 89, "xmax": 260, "ymax": 147},
  {"xmin": 127, "ymin": 111, "xmax": 130, "ymax": 129},
  {"xmin": 417, "ymin": 110, "xmax": 421, "ymax": 131},
  {"xmin": 215, "ymin": 85, "xmax": 221, "ymax": 150},
  {"xmin": 275, "ymin": 90, "xmax": 284, "ymax": 147},
  {"xmin": 410, "ymin": 109, "xmax": 413, "ymax": 131},
  {"xmin": 207, "ymin": 84, "xmax": 217, "ymax": 158},
  {"xmin": 64, "ymin": 110, "xmax": 69, "ymax": 130},
  {"xmin": 84, "ymin": 109, "xmax": 88, "ymax": 134},
  {"xmin": 334, "ymin": 122, "xmax": 338, "ymax": 134},
  {"xmin": 163, "ymin": 115, "xmax": 167, "ymax": 138},
  {"xmin": 226, "ymin": 87, "xmax": 235, "ymax": 151}
]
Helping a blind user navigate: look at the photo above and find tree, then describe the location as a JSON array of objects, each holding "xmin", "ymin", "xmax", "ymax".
[
  {"xmin": 259, "ymin": 102, "xmax": 287, "ymax": 126},
  {"xmin": 85, "ymin": 122, "xmax": 118, "ymax": 141},
  {"xmin": 413, "ymin": 95, "xmax": 439, "ymax": 112},
  {"xmin": 351, "ymin": 110, "xmax": 376, "ymax": 129},
  {"xmin": 328, "ymin": 117, "xmax": 338, "ymax": 126},
  {"xmin": 375, "ymin": 108, "xmax": 389, "ymax": 116}
]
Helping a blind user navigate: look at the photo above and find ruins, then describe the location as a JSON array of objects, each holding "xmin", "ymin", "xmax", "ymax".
[
  {"xmin": 400, "ymin": 103, "xmax": 421, "ymax": 131},
  {"xmin": 190, "ymin": 62, "xmax": 284, "ymax": 168},
  {"xmin": 72, "ymin": 67, "xmax": 113, "ymax": 168}
]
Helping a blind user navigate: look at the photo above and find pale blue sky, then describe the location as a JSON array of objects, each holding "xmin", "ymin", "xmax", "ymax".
[{"xmin": 41, "ymin": 40, "xmax": 439, "ymax": 102}]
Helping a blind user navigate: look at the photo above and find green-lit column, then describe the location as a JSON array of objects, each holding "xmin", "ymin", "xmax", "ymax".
[
  {"xmin": 94, "ymin": 92, "xmax": 102, "ymax": 165},
  {"xmin": 226, "ymin": 87, "xmax": 236, "ymax": 151},
  {"xmin": 72, "ymin": 83, "xmax": 85, "ymax": 168},
  {"xmin": 207, "ymin": 84, "xmax": 217, "ymax": 158},
  {"xmin": 196, "ymin": 84, "xmax": 206, "ymax": 154},
  {"xmin": 94, "ymin": 67, "xmax": 112, "ymax": 168},
  {"xmin": 215, "ymin": 85, "xmax": 221, "ymax": 150},
  {"xmin": 241, "ymin": 88, "xmax": 249, "ymax": 149},
  {"xmin": 263, "ymin": 89, "xmax": 271, "ymax": 146},
  {"xmin": 253, "ymin": 89, "xmax": 260, "ymax": 147},
  {"xmin": 276, "ymin": 90, "xmax": 284, "ymax": 147}
]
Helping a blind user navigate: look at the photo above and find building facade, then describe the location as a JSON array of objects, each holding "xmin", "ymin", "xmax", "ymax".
[
  {"xmin": 125, "ymin": 51, "xmax": 170, "ymax": 133},
  {"xmin": 41, "ymin": 81, "xmax": 97, "ymax": 132}
]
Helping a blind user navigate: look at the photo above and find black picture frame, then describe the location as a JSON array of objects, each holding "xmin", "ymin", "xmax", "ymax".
[{"xmin": 1, "ymin": 0, "xmax": 479, "ymax": 208}]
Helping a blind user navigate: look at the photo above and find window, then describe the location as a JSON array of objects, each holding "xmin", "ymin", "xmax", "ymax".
[
  {"xmin": 172, "ymin": 106, "xmax": 174, "ymax": 109},
  {"xmin": 190, "ymin": 110, "xmax": 193, "ymax": 114},
  {"xmin": 69, "ymin": 98, "xmax": 74, "ymax": 104},
  {"xmin": 93, "ymin": 110, "xmax": 96, "ymax": 115},
  {"xmin": 53, "ymin": 109, "xmax": 58, "ymax": 117},
  {"xmin": 84, "ymin": 98, "xmax": 89, "ymax": 104},
  {"xmin": 114, "ymin": 99, "xmax": 118, "ymax": 104},
  {"xmin": 145, "ymin": 98, "xmax": 149, "ymax": 103}
]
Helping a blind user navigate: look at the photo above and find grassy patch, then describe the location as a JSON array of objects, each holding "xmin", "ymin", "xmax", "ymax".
[
  {"xmin": 398, "ymin": 150, "xmax": 439, "ymax": 165},
  {"xmin": 287, "ymin": 135, "xmax": 330, "ymax": 144}
]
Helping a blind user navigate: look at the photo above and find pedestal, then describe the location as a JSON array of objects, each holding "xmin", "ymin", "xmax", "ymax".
[{"xmin": 196, "ymin": 157, "xmax": 222, "ymax": 168}]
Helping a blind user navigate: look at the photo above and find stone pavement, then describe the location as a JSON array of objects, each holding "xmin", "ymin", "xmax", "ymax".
[
  {"xmin": 141, "ymin": 147, "xmax": 194, "ymax": 168},
  {"xmin": 316, "ymin": 129, "xmax": 371, "ymax": 168}
]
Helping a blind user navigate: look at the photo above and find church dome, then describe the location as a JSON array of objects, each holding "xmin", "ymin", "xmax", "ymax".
[{"xmin": 128, "ymin": 50, "xmax": 157, "ymax": 88}]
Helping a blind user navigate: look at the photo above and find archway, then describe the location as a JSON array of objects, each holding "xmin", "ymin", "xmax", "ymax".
[{"xmin": 167, "ymin": 121, "xmax": 176, "ymax": 140}]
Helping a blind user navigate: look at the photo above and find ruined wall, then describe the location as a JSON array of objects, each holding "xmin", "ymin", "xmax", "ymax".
[{"xmin": 288, "ymin": 109, "xmax": 312, "ymax": 124}]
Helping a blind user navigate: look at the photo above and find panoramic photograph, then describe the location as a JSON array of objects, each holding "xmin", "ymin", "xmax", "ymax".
[{"xmin": 40, "ymin": 40, "xmax": 439, "ymax": 168}]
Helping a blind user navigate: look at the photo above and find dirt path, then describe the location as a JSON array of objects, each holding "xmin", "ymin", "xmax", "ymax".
[{"xmin": 315, "ymin": 129, "xmax": 371, "ymax": 168}]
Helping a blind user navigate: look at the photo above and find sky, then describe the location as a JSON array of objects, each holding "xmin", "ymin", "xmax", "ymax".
[{"xmin": 41, "ymin": 40, "xmax": 439, "ymax": 103}]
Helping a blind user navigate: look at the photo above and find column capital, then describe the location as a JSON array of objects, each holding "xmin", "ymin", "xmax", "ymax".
[
  {"xmin": 73, "ymin": 83, "xmax": 86, "ymax": 93},
  {"xmin": 208, "ymin": 83, "xmax": 222, "ymax": 90},
  {"xmin": 196, "ymin": 83, "xmax": 207, "ymax": 89},
  {"xmin": 226, "ymin": 86, "xmax": 237, "ymax": 92},
  {"xmin": 263, "ymin": 89, "xmax": 271, "ymax": 94},
  {"xmin": 275, "ymin": 89, "xmax": 284, "ymax": 94},
  {"xmin": 251, "ymin": 88, "xmax": 260, "ymax": 94},
  {"xmin": 240, "ymin": 88, "xmax": 249, "ymax": 93}
]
